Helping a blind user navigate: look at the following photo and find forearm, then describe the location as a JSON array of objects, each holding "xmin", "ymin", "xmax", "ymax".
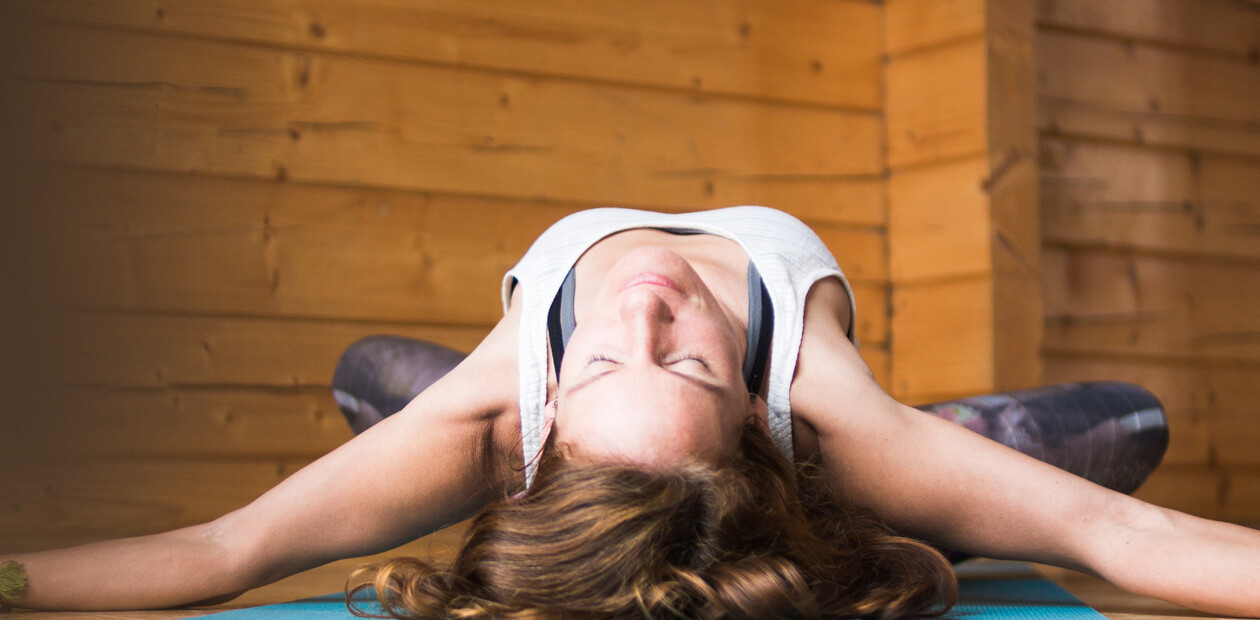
[
  {"xmin": 3, "ymin": 522, "xmax": 253, "ymax": 611},
  {"xmin": 1092, "ymin": 502, "xmax": 1260, "ymax": 617}
]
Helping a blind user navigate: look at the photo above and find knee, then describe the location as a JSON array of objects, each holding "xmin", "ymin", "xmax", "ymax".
[{"xmin": 332, "ymin": 336, "xmax": 467, "ymax": 434}]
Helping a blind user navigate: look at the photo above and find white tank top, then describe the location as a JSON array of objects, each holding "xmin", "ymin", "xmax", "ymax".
[{"xmin": 503, "ymin": 207, "xmax": 857, "ymax": 486}]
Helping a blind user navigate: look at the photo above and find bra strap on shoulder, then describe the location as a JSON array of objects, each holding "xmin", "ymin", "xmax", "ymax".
[{"xmin": 743, "ymin": 262, "xmax": 774, "ymax": 393}]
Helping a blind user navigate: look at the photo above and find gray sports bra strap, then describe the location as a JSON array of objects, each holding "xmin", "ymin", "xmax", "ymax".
[
  {"xmin": 547, "ymin": 266, "xmax": 578, "ymax": 374},
  {"xmin": 743, "ymin": 262, "xmax": 773, "ymax": 393}
]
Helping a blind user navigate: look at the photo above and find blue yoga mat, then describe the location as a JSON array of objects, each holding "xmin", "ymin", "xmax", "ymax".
[{"xmin": 201, "ymin": 563, "xmax": 1103, "ymax": 620}]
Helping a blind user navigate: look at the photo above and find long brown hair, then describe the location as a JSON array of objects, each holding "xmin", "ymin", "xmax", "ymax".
[{"xmin": 349, "ymin": 427, "xmax": 956, "ymax": 619}]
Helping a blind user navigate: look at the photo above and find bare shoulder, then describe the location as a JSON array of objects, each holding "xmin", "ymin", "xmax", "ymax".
[{"xmin": 788, "ymin": 276, "xmax": 869, "ymax": 459}]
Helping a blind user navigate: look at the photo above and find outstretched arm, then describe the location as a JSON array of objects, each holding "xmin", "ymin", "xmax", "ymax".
[
  {"xmin": 792, "ymin": 279, "xmax": 1260, "ymax": 617},
  {"xmin": 4, "ymin": 319, "xmax": 523, "ymax": 611}
]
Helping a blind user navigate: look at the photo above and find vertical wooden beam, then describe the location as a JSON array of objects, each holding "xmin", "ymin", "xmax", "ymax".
[
  {"xmin": 885, "ymin": 0, "xmax": 1039, "ymax": 403},
  {"xmin": 987, "ymin": 0, "xmax": 1042, "ymax": 391}
]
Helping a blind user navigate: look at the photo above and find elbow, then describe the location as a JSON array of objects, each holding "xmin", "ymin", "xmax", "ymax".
[{"xmin": 189, "ymin": 514, "xmax": 271, "ymax": 600}]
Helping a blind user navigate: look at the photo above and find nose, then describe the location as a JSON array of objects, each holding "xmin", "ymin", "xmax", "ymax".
[{"xmin": 618, "ymin": 287, "xmax": 673, "ymax": 357}]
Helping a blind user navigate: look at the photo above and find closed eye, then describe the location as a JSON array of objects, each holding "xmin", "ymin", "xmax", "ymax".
[{"xmin": 667, "ymin": 354, "xmax": 710, "ymax": 372}]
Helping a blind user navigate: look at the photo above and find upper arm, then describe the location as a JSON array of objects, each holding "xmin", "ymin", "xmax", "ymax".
[
  {"xmin": 209, "ymin": 322, "xmax": 522, "ymax": 589},
  {"xmin": 791, "ymin": 280, "xmax": 1132, "ymax": 572}
]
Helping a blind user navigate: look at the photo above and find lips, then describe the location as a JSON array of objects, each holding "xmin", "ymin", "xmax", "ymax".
[{"xmin": 619, "ymin": 272, "xmax": 682, "ymax": 293}]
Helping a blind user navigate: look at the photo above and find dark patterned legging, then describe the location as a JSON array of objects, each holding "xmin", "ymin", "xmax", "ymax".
[{"xmin": 333, "ymin": 336, "xmax": 1168, "ymax": 497}]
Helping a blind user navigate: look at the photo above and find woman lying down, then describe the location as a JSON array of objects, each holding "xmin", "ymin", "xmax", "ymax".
[{"xmin": 3, "ymin": 207, "xmax": 1258, "ymax": 618}]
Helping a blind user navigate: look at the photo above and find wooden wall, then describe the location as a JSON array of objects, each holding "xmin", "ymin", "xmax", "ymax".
[
  {"xmin": 1036, "ymin": 0, "xmax": 1260, "ymax": 520},
  {"xmin": 4, "ymin": 0, "xmax": 1253, "ymax": 553},
  {"xmin": 0, "ymin": 1, "xmax": 891, "ymax": 550}
]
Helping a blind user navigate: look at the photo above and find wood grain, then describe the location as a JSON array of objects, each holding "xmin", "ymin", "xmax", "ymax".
[
  {"xmin": 892, "ymin": 276, "xmax": 995, "ymax": 402},
  {"xmin": 885, "ymin": 0, "xmax": 985, "ymax": 56},
  {"xmin": 53, "ymin": 311, "xmax": 487, "ymax": 389},
  {"xmin": 7, "ymin": 0, "xmax": 883, "ymax": 109},
  {"xmin": 1036, "ymin": 0, "xmax": 1260, "ymax": 519},
  {"xmin": 886, "ymin": 39, "xmax": 989, "ymax": 169},
  {"xmin": 12, "ymin": 387, "xmax": 352, "ymax": 460},
  {"xmin": 4, "ymin": 22, "xmax": 884, "ymax": 211},
  {"xmin": 0, "ymin": 458, "xmax": 316, "ymax": 549},
  {"xmin": 9, "ymin": 165, "xmax": 888, "ymax": 326},
  {"xmin": 1041, "ymin": 248, "xmax": 1260, "ymax": 361},
  {"xmin": 1036, "ymin": 0, "xmax": 1260, "ymax": 59},
  {"xmin": 889, "ymin": 156, "xmax": 992, "ymax": 282},
  {"xmin": 1037, "ymin": 29, "xmax": 1260, "ymax": 157},
  {"xmin": 1041, "ymin": 139, "xmax": 1260, "ymax": 262}
]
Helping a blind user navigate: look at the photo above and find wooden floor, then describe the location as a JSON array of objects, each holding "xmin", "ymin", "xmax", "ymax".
[{"xmin": 7, "ymin": 525, "xmax": 1231, "ymax": 620}]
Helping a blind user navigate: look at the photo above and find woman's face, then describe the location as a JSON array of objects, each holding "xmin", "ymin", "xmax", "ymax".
[{"xmin": 551, "ymin": 246, "xmax": 758, "ymax": 469}]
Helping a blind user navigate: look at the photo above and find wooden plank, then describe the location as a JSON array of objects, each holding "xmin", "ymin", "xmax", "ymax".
[
  {"xmin": 1036, "ymin": 0, "xmax": 1260, "ymax": 59},
  {"xmin": 985, "ymin": 0, "xmax": 1038, "ymax": 260},
  {"xmin": 1041, "ymin": 249, "xmax": 1260, "ymax": 360},
  {"xmin": 851, "ymin": 282, "xmax": 890, "ymax": 347},
  {"xmin": 889, "ymin": 156, "xmax": 992, "ymax": 282},
  {"xmin": 813, "ymin": 225, "xmax": 887, "ymax": 283},
  {"xmin": 891, "ymin": 275, "xmax": 994, "ymax": 401},
  {"xmin": 61, "ymin": 214, "xmax": 886, "ymax": 321},
  {"xmin": 0, "ymin": 457, "xmax": 315, "ymax": 545},
  {"xmin": 5, "ymin": 157, "xmax": 885, "ymax": 239},
  {"xmin": 733, "ymin": 177, "xmax": 886, "ymax": 229},
  {"xmin": 1041, "ymin": 139, "xmax": 1260, "ymax": 262},
  {"xmin": 987, "ymin": 0, "xmax": 1041, "ymax": 392},
  {"xmin": 12, "ymin": 387, "xmax": 353, "ymax": 460},
  {"xmin": 3, "ymin": 23, "xmax": 884, "ymax": 209},
  {"xmin": 1041, "ymin": 245, "xmax": 1259, "ymax": 319},
  {"xmin": 885, "ymin": 0, "xmax": 985, "ymax": 56},
  {"xmin": 12, "ymin": 166, "xmax": 888, "ymax": 325},
  {"xmin": 6, "ymin": 0, "xmax": 883, "ymax": 110},
  {"xmin": 53, "ymin": 312, "xmax": 484, "ymax": 389},
  {"xmin": 53, "ymin": 295, "xmax": 886, "ymax": 392},
  {"xmin": 886, "ymin": 1, "xmax": 1040, "ymax": 395},
  {"xmin": 52, "ymin": 193, "xmax": 564, "ymax": 326},
  {"xmin": 886, "ymin": 39, "xmax": 988, "ymax": 169},
  {"xmin": 1038, "ymin": 28, "xmax": 1260, "ymax": 124},
  {"xmin": 1044, "ymin": 317, "xmax": 1260, "ymax": 365},
  {"xmin": 1037, "ymin": 29, "xmax": 1260, "ymax": 157},
  {"xmin": 1040, "ymin": 100, "xmax": 1260, "ymax": 159}
]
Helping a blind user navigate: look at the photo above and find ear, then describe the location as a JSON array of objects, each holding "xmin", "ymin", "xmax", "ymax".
[
  {"xmin": 747, "ymin": 393, "xmax": 771, "ymax": 437},
  {"xmin": 538, "ymin": 398, "xmax": 558, "ymax": 443}
]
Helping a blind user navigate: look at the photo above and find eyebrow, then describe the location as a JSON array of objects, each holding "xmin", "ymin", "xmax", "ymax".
[{"xmin": 566, "ymin": 365, "xmax": 728, "ymax": 399}]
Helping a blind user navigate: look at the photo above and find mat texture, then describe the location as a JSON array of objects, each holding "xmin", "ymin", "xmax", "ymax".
[{"xmin": 201, "ymin": 563, "xmax": 1104, "ymax": 620}]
